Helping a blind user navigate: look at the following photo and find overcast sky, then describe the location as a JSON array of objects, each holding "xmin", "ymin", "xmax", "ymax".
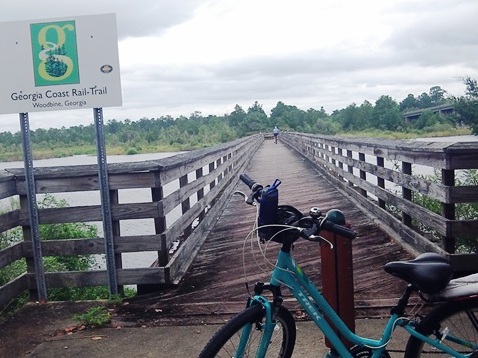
[{"xmin": 1, "ymin": 0, "xmax": 477, "ymax": 133}]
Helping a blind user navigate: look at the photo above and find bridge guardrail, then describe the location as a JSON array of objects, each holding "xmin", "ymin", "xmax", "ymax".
[
  {"xmin": 0, "ymin": 134, "xmax": 263, "ymax": 310},
  {"xmin": 281, "ymin": 132, "xmax": 478, "ymax": 274}
]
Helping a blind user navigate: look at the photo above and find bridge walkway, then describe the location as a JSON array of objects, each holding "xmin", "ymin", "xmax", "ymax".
[{"xmin": 123, "ymin": 139, "xmax": 413, "ymax": 319}]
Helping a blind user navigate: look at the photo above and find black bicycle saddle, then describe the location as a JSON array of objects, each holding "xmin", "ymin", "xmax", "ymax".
[{"xmin": 384, "ymin": 253, "xmax": 453, "ymax": 294}]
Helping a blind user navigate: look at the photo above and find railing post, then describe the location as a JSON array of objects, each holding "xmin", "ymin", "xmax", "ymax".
[
  {"xmin": 320, "ymin": 214, "xmax": 355, "ymax": 355},
  {"xmin": 359, "ymin": 153, "xmax": 367, "ymax": 197},
  {"xmin": 337, "ymin": 148, "xmax": 344, "ymax": 181},
  {"xmin": 218, "ymin": 158, "xmax": 223, "ymax": 181},
  {"xmin": 152, "ymin": 173, "xmax": 168, "ymax": 267},
  {"xmin": 196, "ymin": 167, "xmax": 205, "ymax": 223},
  {"xmin": 377, "ymin": 157, "xmax": 385, "ymax": 209},
  {"xmin": 331, "ymin": 146, "xmax": 336, "ymax": 168},
  {"xmin": 180, "ymin": 174, "xmax": 192, "ymax": 238},
  {"xmin": 137, "ymin": 171, "xmax": 167, "ymax": 295},
  {"xmin": 347, "ymin": 150, "xmax": 353, "ymax": 187},
  {"xmin": 442, "ymin": 169, "xmax": 456, "ymax": 253},
  {"xmin": 402, "ymin": 162, "xmax": 412, "ymax": 227}
]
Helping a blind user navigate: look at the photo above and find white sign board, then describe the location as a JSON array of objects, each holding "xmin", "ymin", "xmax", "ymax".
[{"xmin": 0, "ymin": 13, "xmax": 122, "ymax": 115}]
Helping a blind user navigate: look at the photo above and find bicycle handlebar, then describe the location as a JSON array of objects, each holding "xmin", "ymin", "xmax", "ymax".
[
  {"xmin": 239, "ymin": 174, "xmax": 263, "ymax": 192},
  {"xmin": 239, "ymin": 174, "xmax": 256, "ymax": 189},
  {"xmin": 239, "ymin": 174, "xmax": 356, "ymax": 242},
  {"xmin": 321, "ymin": 220, "xmax": 356, "ymax": 240}
]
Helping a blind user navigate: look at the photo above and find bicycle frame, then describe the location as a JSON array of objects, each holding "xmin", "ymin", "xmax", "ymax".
[{"xmin": 248, "ymin": 248, "xmax": 473, "ymax": 358}]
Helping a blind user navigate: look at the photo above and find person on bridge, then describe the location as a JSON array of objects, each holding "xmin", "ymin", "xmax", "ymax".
[{"xmin": 273, "ymin": 126, "xmax": 280, "ymax": 144}]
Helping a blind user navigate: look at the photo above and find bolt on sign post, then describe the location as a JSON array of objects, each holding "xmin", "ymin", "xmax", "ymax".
[{"xmin": 0, "ymin": 14, "xmax": 123, "ymax": 300}]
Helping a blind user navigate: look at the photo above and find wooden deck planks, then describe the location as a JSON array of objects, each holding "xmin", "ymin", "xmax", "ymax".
[{"xmin": 128, "ymin": 140, "xmax": 413, "ymax": 317}]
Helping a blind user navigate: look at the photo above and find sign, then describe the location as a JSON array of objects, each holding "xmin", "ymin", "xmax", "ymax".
[{"xmin": 0, "ymin": 14, "xmax": 122, "ymax": 115}]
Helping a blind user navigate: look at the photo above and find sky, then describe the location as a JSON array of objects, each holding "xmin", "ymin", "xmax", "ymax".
[{"xmin": 0, "ymin": 0, "xmax": 477, "ymax": 133}]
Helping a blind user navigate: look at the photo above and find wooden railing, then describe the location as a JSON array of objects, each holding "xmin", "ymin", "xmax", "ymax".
[
  {"xmin": 281, "ymin": 132, "xmax": 478, "ymax": 274},
  {"xmin": 0, "ymin": 135, "xmax": 263, "ymax": 310}
]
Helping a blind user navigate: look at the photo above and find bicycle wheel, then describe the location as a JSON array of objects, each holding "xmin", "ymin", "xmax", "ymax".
[
  {"xmin": 198, "ymin": 304, "xmax": 296, "ymax": 357},
  {"xmin": 404, "ymin": 297, "xmax": 478, "ymax": 357}
]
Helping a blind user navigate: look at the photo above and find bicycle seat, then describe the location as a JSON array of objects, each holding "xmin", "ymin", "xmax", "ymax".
[{"xmin": 384, "ymin": 253, "xmax": 453, "ymax": 294}]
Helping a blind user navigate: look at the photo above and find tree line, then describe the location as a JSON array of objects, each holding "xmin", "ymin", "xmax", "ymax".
[{"xmin": 0, "ymin": 77, "xmax": 476, "ymax": 160}]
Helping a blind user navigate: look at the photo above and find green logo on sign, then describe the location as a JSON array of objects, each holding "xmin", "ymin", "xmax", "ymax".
[{"xmin": 30, "ymin": 20, "xmax": 80, "ymax": 86}]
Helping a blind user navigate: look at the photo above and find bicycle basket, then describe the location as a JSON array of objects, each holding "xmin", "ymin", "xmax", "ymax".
[{"xmin": 258, "ymin": 205, "xmax": 303, "ymax": 243}]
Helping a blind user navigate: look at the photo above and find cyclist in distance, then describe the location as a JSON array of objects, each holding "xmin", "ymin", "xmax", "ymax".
[{"xmin": 273, "ymin": 126, "xmax": 280, "ymax": 144}]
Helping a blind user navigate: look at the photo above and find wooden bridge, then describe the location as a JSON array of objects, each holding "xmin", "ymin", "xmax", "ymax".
[
  {"xmin": 1, "ymin": 133, "xmax": 478, "ymax": 314},
  {"xmin": 135, "ymin": 138, "xmax": 413, "ymax": 317}
]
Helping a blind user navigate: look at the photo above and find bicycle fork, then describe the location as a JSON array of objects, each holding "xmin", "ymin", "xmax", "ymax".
[{"xmin": 238, "ymin": 283, "xmax": 283, "ymax": 357}]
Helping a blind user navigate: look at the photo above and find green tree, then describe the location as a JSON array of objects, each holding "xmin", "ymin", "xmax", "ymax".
[
  {"xmin": 228, "ymin": 104, "xmax": 247, "ymax": 136},
  {"xmin": 453, "ymin": 77, "xmax": 478, "ymax": 134},
  {"xmin": 245, "ymin": 101, "xmax": 268, "ymax": 133},
  {"xmin": 372, "ymin": 96, "xmax": 404, "ymax": 130},
  {"xmin": 417, "ymin": 92, "xmax": 433, "ymax": 108},
  {"xmin": 303, "ymin": 107, "xmax": 328, "ymax": 131},
  {"xmin": 429, "ymin": 86, "xmax": 447, "ymax": 106},
  {"xmin": 400, "ymin": 94, "xmax": 419, "ymax": 111}
]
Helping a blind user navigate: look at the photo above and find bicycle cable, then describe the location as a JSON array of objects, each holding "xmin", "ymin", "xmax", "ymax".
[{"xmin": 241, "ymin": 222, "xmax": 308, "ymax": 294}]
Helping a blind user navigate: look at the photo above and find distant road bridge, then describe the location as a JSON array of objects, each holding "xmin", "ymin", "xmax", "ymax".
[{"xmin": 403, "ymin": 103, "xmax": 454, "ymax": 121}]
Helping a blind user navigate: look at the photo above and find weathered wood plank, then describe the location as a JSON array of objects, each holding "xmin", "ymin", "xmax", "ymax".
[
  {"xmin": 161, "ymin": 164, "xmax": 236, "ymax": 249},
  {"xmin": 0, "ymin": 242, "xmax": 24, "ymax": 269},
  {"xmin": 0, "ymin": 210, "xmax": 20, "ymax": 233},
  {"xmin": 16, "ymin": 172, "xmax": 157, "ymax": 194},
  {"xmin": 0, "ymin": 175, "xmax": 16, "ymax": 199},
  {"xmin": 323, "ymin": 149, "xmax": 450, "ymax": 202},
  {"xmin": 0, "ymin": 274, "xmax": 28, "ymax": 309},
  {"xmin": 449, "ymin": 185, "xmax": 478, "ymax": 203},
  {"xmin": 20, "ymin": 236, "xmax": 163, "ymax": 257},
  {"xmin": 33, "ymin": 268, "xmax": 168, "ymax": 288},
  {"xmin": 450, "ymin": 219, "xmax": 478, "ymax": 238},
  {"xmin": 17, "ymin": 202, "xmax": 163, "ymax": 225}
]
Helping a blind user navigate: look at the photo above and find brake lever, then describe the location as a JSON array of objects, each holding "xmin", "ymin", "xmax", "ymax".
[
  {"xmin": 233, "ymin": 190, "xmax": 259, "ymax": 206},
  {"xmin": 233, "ymin": 190, "xmax": 248, "ymax": 201},
  {"xmin": 245, "ymin": 187, "xmax": 262, "ymax": 205},
  {"xmin": 299, "ymin": 222, "xmax": 334, "ymax": 248}
]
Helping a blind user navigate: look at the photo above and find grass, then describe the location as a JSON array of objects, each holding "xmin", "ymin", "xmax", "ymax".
[
  {"xmin": 342, "ymin": 127, "xmax": 471, "ymax": 140},
  {"xmin": 0, "ymin": 129, "xmax": 473, "ymax": 163},
  {"xmin": 73, "ymin": 306, "xmax": 112, "ymax": 327}
]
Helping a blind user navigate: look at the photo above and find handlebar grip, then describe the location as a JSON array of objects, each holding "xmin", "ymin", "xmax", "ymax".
[
  {"xmin": 240, "ymin": 174, "xmax": 257, "ymax": 189},
  {"xmin": 322, "ymin": 220, "xmax": 356, "ymax": 240}
]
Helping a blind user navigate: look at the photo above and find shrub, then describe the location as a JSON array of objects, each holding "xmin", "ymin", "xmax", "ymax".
[{"xmin": 73, "ymin": 306, "xmax": 111, "ymax": 327}]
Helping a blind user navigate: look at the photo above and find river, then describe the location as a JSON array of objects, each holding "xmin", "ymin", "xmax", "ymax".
[{"xmin": 0, "ymin": 152, "xmax": 183, "ymax": 270}]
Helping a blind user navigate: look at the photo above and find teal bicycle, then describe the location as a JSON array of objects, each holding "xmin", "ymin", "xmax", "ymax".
[{"xmin": 198, "ymin": 174, "xmax": 478, "ymax": 358}]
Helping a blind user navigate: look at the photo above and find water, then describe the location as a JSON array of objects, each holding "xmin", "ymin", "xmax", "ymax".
[{"xmin": 0, "ymin": 152, "xmax": 183, "ymax": 270}]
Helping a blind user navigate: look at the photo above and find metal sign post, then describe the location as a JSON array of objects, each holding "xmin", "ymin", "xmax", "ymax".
[
  {"xmin": 94, "ymin": 107, "xmax": 118, "ymax": 295},
  {"xmin": 19, "ymin": 112, "xmax": 47, "ymax": 302}
]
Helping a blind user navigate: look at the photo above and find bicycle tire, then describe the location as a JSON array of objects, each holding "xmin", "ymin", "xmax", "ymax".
[
  {"xmin": 404, "ymin": 297, "xmax": 478, "ymax": 357},
  {"xmin": 198, "ymin": 304, "xmax": 296, "ymax": 358}
]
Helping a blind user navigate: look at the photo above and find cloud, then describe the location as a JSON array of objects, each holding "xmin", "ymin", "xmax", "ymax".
[
  {"xmin": 0, "ymin": 0, "xmax": 198, "ymax": 38},
  {"xmin": 0, "ymin": 0, "xmax": 477, "ymax": 132}
]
